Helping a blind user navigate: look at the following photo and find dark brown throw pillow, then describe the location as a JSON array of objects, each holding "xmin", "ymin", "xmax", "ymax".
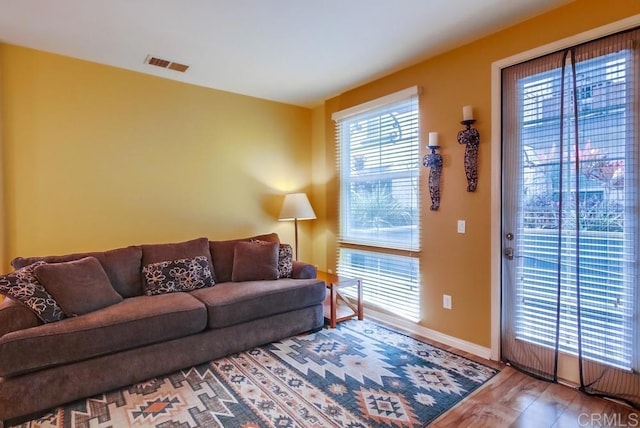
[
  {"xmin": 251, "ymin": 239, "xmax": 293, "ymax": 279},
  {"xmin": 0, "ymin": 261, "xmax": 65, "ymax": 323},
  {"xmin": 11, "ymin": 245, "xmax": 143, "ymax": 298},
  {"xmin": 34, "ymin": 256, "xmax": 123, "ymax": 317},
  {"xmin": 209, "ymin": 233, "xmax": 280, "ymax": 283},
  {"xmin": 142, "ymin": 256, "xmax": 215, "ymax": 296},
  {"xmin": 231, "ymin": 240, "xmax": 279, "ymax": 282}
]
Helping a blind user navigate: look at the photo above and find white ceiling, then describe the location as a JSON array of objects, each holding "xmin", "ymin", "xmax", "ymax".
[{"xmin": 0, "ymin": 0, "xmax": 570, "ymax": 107}]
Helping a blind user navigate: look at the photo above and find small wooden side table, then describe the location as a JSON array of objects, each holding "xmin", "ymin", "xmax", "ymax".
[{"xmin": 317, "ymin": 271, "xmax": 363, "ymax": 328}]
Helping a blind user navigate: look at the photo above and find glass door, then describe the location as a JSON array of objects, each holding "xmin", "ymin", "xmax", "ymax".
[{"xmin": 501, "ymin": 33, "xmax": 638, "ymax": 399}]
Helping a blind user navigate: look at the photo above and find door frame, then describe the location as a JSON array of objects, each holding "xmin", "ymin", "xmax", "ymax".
[{"xmin": 489, "ymin": 14, "xmax": 640, "ymax": 362}]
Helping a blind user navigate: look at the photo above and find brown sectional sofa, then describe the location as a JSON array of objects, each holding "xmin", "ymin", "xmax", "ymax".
[{"xmin": 0, "ymin": 233, "xmax": 326, "ymax": 426}]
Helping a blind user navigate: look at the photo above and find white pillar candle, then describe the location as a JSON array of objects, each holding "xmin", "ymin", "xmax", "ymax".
[
  {"xmin": 428, "ymin": 132, "xmax": 439, "ymax": 147},
  {"xmin": 463, "ymin": 105, "xmax": 474, "ymax": 121}
]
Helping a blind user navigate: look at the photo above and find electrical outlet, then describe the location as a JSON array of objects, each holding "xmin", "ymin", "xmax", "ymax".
[
  {"xmin": 443, "ymin": 294, "xmax": 452, "ymax": 309},
  {"xmin": 457, "ymin": 220, "xmax": 466, "ymax": 234}
]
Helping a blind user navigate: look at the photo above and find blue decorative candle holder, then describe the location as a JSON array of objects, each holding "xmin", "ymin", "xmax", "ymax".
[
  {"xmin": 457, "ymin": 119, "xmax": 479, "ymax": 192},
  {"xmin": 423, "ymin": 146, "xmax": 443, "ymax": 211}
]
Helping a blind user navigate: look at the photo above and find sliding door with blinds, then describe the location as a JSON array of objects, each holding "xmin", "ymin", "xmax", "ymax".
[
  {"xmin": 332, "ymin": 87, "xmax": 421, "ymax": 321},
  {"xmin": 501, "ymin": 28, "xmax": 639, "ymax": 407}
]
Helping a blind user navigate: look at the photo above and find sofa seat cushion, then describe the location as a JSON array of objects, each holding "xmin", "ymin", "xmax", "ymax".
[
  {"xmin": 189, "ymin": 278, "xmax": 326, "ymax": 329},
  {"xmin": 0, "ymin": 293, "xmax": 207, "ymax": 377}
]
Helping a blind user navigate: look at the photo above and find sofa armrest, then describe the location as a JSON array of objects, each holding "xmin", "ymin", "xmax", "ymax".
[
  {"xmin": 291, "ymin": 261, "xmax": 317, "ymax": 279},
  {"xmin": 0, "ymin": 297, "xmax": 41, "ymax": 338}
]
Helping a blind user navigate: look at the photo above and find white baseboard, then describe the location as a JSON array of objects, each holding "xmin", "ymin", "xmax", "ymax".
[{"xmin": 364, "ymin": 308, "xmax": 493, "ymax": 361}]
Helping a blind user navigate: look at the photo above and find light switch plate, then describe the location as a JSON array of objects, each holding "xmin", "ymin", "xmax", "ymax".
[
  {"xmin": 457, "ymin": 220, "xmax": 466, "ymax": 234},
  {"xmin": 443, "ymin": 294, "xmax": 452, "ymax": 309}
]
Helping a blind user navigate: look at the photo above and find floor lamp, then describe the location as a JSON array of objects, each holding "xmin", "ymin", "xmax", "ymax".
[{"xmin": 278, "ymin": 193, "xmax": 316, "ymax": 260}]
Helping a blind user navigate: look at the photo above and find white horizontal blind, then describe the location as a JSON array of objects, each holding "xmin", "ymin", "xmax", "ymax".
[
  {"xmin": 333, "ymin": 87, "xmax": 421, "ymax": 321},
  {"xmin": 338, "ymin": 248, "xmax": 420, "ymax": 321}
]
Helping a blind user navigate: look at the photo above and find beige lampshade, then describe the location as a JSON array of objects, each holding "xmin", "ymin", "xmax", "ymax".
[{"xmin": 279, "ymin": 193, "xmax": 316, "ymax": 221}]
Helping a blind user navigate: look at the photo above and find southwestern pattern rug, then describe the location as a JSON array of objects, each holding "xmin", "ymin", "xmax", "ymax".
[{"xmin": 14, "ymin": 320, "xmax": 498, "ymax": 428}]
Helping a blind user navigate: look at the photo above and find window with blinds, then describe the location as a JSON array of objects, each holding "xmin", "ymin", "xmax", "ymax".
[
  {"xmin": 332, "ymin": 87, "xmax": 421, "ymax": 321},
  {"xmin": 505, "ymin": 35, "xmax": 638, "ymax": 370}
]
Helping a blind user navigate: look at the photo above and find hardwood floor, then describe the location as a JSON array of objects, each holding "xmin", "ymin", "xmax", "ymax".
[
  {"xmin": 430, "ymin": 365, "xmax": 638, "ymax": 427},
  {"xmin": 373, "ymin": 318, "xmax": 639, "ymax": 427}
]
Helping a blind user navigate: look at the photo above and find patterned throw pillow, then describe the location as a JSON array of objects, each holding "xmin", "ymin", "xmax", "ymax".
[
  {"xmin": 278, "ymin": 243, "xmax": 293, "ymax": 278},
  {"xmin": 0, "ymin": 261, "xmax": 65, "ymax": 323},
  {"xmin": 142, "ymin": 255, "xmax": 215, "ymax": 296}
]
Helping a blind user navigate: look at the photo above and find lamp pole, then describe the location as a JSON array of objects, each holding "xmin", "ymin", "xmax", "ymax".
[{"xmin": 294, "ymin": 217, "xmax": 299, "ymax": 260}]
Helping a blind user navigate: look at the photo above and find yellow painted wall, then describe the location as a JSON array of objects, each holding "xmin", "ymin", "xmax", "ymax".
[
  {"xmin": 0, "ymin": 44, "xmax": 313, "ymax": 272},
  {"xmin": 322, "ymin": 0, "xmax": 640, "ymax": 347},
  {"xmin": 310, "ymin": 104, "xmax": 328, "ymax": 270},
  {"xmin": 0, "ymin": 54, "xmax": 5, "ymax": 274}
]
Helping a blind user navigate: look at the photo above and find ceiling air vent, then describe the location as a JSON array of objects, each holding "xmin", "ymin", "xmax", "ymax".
[{"xmin": 145, "ymin": 55, "xmax": 189, "ymax": 73}]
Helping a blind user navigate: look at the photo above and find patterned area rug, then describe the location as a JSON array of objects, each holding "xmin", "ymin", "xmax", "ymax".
[{"xmin": 14, "ymin": 320, "xmax": 498, "ymax": 427}]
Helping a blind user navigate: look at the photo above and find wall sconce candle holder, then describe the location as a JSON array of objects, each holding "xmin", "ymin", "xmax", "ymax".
[
  {"xmin": 423, "ymin": 145, "xmax": 443, "ymax": 211},
  {"xmin": 457, "ymin": 119, "xmax": 480, "ymax": 192}
]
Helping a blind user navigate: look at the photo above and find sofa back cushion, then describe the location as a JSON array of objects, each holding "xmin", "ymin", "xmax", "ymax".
[
  {"xmin": 34, "ymin": 256, "xmax": 123, "ymax": 316},
  {"xmin": 11, "ymin": 245, "xmax": 143, "ymax": 298},
  {"xmin": 209, "ymin": 233, "xmax": 280, "ymax": 283},
  {"xmin": 140, "ymin": 237, "xmax": 215, "ymax": 294}
]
